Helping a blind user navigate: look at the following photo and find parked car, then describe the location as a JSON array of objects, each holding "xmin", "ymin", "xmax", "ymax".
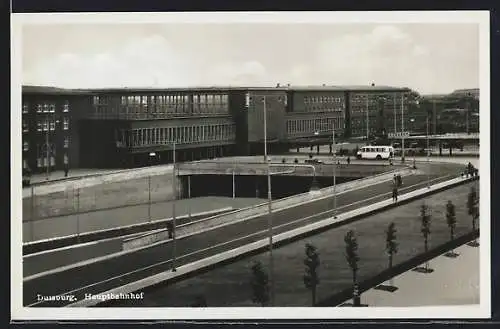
[{"xmin": 305, "ymin": 159, "xmax": 323, "ymax": 164}]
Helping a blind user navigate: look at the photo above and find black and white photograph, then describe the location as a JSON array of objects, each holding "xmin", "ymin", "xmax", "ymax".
[{"xmin": 11, "ymin": 11, "xmax": 490, "ymax": 320}]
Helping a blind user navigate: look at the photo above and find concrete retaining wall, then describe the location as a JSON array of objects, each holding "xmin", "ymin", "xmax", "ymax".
[{"xmin": 25, "ymin": 207, "xmax": 233, "ymax": 255}]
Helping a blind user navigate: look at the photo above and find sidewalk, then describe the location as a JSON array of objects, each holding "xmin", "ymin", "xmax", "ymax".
[
  {"xmin": 357, "ymin": 239, "xmax": 480, "ymax": 307},
  {"xmin": 28, "ymin": 169, "xmax": 123, "ymax": 185}
]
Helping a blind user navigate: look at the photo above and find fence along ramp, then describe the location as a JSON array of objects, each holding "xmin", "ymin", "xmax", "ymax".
[{"xmin": 122, "ymin": 166, "xmax": 413, "ymax": 251}]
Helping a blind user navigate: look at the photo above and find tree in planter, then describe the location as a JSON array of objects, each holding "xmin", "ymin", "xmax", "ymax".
[
  {"xmin": 303, "ymin": 243, "xmax": 320, "ymax": 306},
  {"xmin": 467, "ymin": 186, "xmax": 480, "ymax": 247},
  {"xmin": 250, "ymin": 261, "xmax": 270, "ymax": 306},
  {"xmin": 344, "ymin": 230, "xmax": 361, "ymax": 306},
  {"xmin": 445, "ymin": 200, "xmax": 458, "ymax": 257},
  {"xmin": 379, "ymin": 222, "xmax": 398, "ymax": 291},
  {"xmin": 417, "ymin": 204, "xmax": 433, "ymax": 273}
]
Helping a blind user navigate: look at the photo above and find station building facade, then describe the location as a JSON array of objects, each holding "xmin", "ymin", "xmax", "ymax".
[
  {"xmin": 21, "ymin": 85, "xmax": 410, "ymax": 172},
  {"xmin": 21, "ymin": 86, "xmax": 91, "ymax": 174}
]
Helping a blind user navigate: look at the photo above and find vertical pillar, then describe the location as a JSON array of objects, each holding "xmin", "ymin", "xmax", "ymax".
[
  {"xmin": 30, "ymin": 186, "xmax": 35, "ymax": 242},
  {"xmin": 148, "ymin": 175, "xmax": 151, "ymax": 222},
  {"xmin": 188, "ymin": 175, "xmax": 191, "ymax": 221}
]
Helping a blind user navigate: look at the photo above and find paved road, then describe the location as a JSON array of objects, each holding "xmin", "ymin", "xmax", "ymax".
[
  {"xmin": 23, "ymin": 209, "xmax": 235, "ymax": 277},
  {"xmin": 23, "ymin": 197, "xmax": 262, "ymax": 243},
  {"xmin": 24, "ymin": 164, "xmax": 461, "ymax": 307}
]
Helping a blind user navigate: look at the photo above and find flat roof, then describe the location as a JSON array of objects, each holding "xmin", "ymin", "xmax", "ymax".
[
  {"xmin": 21, "ymin": 85, "xmax": 410, "ymax": 94},
  {"xmin": 22, "ymin": 85, "xmax": 93, "ymax": 95}
]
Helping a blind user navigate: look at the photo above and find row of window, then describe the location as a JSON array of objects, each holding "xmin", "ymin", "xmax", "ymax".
[
  {"xmin": 92, "ymin": 94, "xmax": 230, "ymax": 106},
  {"xmin": 300, "ymin": 106, "xmax": 344, "ymax": 113},
  {"xmin": 29, "ymin": 154, "xmax": 69, "ymax": 168},
  {"xmin": 350, "ymin": 93, "xmax": 405, "ymax": 102},
  {"xmin": 116, "ymin": 124, "xmax": 236, "ymax": 148},
  {"xmin": 286, "ymin": 118, "xmax": 344, "ymax": 135},
  {"xmin": 23, "ymin": 102, "xmax": 70, "ymax": 114},
  {"xmin": 93, "ymin": 103, "xmax": 229, "ymax": 117},
  {"xmin": 23, "ymin": 138, "xmax": 70, "ymax": 152},
  {"xmin": 350, "ymin": 104, "xmax": 408, "ymax": 114},
  {"xmin": 27, "ymin": 118, "xmax": 70, "ymax": 132},
  {"xmin": 304, "ymin": 96, "xmax": 343, "ymax": 104}
]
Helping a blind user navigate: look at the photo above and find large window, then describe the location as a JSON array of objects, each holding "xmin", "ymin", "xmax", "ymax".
[
  {"xmin": 63, "ymin": 117, "xmax": 70, "ymax": 130},
  {"xmin": 22, "ymin": 119, "xmax": 28, "ymax": 132},
  {"xmin": 23, "ymin": 141, "xmax": 29, "ymax": 151},
  {"xmin": 64, "ymin": 136, "xmax": 69, "ymax": 148},
  {"xmin": 23, "ymin": 103, "xmax": 29, "ymax": 114},
  {"xmin": 63, "ymin": 101, "xmax": 70, "ymax": 112}
]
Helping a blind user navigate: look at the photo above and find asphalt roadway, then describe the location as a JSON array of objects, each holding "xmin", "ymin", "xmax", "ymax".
[
  {"xmin": 24, "ymin": 163, "xmax": 461, "ymax": 307},
  {"xmin": 23, "ymin": 211, "xmax": 232, "ymax": 277}
]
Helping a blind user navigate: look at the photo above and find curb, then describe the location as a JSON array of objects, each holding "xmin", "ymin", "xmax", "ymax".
[{"xmin": 23, "ymin": 207, "xmax": 234, "ymax": 255}]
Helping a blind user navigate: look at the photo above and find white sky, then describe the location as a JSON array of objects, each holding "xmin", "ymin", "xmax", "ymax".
[{"xmin": 21, "ymin": 21, "xmax": 479, "ymax": 95}]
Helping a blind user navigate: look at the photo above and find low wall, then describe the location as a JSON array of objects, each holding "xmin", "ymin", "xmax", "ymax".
[
  {"xmin": 24, "ymin": 207, "xmax": 233, "ymax": 255},
  {"xmin": 82, "ymin": 175, "xmax": 477, "ymax": 307},
  {"xmin": 177, "ymin": 162, "xmax": 397, "ymax": 178}
]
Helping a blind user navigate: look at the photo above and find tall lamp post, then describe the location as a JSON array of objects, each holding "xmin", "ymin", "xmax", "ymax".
[
  {"xmin": 401, "ymin": 93, "xmax": 406, "ymax": 163},
  {"xmin": 365, "ymin": 95, "xmax": 369, "ymax": 141},
  {"xmin": 426, "ymin": 115, "xmax": 430, "ymax": 188},
  {"xmin": 172, "ymin": 142, "xmax": 177, "ymax": 272},
  {"xmin": 262, "ymin": 95, "xmax": 274, "ymax": 306},
  {"xmin": 314, "ymin": 123, "xmax": 337, "ymax": 219},
  {"xmin": 45, "ymin": 117, "xmax": 60, "ymax": 180}
]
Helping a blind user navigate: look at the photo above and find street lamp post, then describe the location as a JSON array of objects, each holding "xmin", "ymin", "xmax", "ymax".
[
  {"xmin": 172, "ymin": 142, "xmax": 177, "ymax": 272},
  {"xmin": 365, "ymin": 95, "xmax": 369, "ymax": 141},
  {"xmin": 426, "ymin": 116, "xmax": 430, "ymax": 188},
  {"xmin": 401, "ymin": 93, "xmax": 405, "ymax": 163},
  {"xmin": 410, "ymin": 118, "xmax": 416, "ymax": 165},
  {"xmin": 332, "ymin": 127, "xmax": 337, "ymax": 219},
  {"xmin": 262, "ymin": 95, "xmax": 275, "ymax": 306},
  {"xmin": 45, "ymin": 117, "xmax": 60, "ymax": 180},
  {"xmin": 393, "ymin": 94, "xmax": 397, "ymax": 135},
  {"xmin": 314, "ymin": 124, "xmax": 337, "ymax": 219}
]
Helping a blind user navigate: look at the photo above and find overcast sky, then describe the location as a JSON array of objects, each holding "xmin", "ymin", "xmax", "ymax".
[{"xmin": 21, "ymin": 23, "xmax": 479, "ymax": 95}]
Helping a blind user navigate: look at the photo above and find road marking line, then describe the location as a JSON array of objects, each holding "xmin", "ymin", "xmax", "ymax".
[{"xmin": 26, "ymin": 175, "xmax": 450, "ymax": 306}]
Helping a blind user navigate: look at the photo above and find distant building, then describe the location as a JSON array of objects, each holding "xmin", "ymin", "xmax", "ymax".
[{"xmin": 451, "ymin": 88, "xmax": 479, "ymax": 100}]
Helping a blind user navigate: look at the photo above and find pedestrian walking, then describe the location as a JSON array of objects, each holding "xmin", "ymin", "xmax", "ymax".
[
  {"xmin": 347, "ymin": 156, "xmax": 351, "ymax": 165},
  {"xmin": 397, "ymin": 174, "xmax": 403, "ymax": 187},
  {"xmin": 392, "ymin": 185, "xmax": 398, "ymax": 202}
]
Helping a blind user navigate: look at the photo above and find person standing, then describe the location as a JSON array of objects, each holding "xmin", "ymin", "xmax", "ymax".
[{"xmin": 392, "ymin": 185, "xmax": 399, "ymax": 202}]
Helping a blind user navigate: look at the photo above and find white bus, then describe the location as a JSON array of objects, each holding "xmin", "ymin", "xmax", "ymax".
[{"xmin": 356, "ymin": 145, "xmax": 394, "ymax": 160}]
